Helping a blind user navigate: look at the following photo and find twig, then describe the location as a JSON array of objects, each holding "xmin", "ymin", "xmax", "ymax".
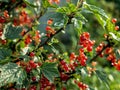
[
  {"xmin": 90, "ymin": 44, "xmax": 109, "ymax": 62},
  {"xmin": 76, "ymin": 0, "xmax": 84, "ymax": 9}
]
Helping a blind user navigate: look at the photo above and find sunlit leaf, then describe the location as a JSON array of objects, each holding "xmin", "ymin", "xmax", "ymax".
[
  {"xmin": 0, "ymin": 63, "xmax": 27, "ymax": 87},
  {"xmin": 4, "ymin": 23, "xmax": 22, "ymax": 39}
]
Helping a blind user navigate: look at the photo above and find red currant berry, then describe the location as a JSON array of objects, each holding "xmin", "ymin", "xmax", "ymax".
[
  {"xmin": 70, "ymin": 52, "xmax": 76, "ymax": 60},
  {"xmin": 32, "ymin": 76, "xmax": 36, "ymax": 82},
  {"xmin": 0, "ymin": 30, "xmax": 3, "ymax": 36},
  {"xmin": 26, "ymin": 66, "xmax": 32, "ymax": 73},
  {"xmin": 29, "ymin": 60, "xmax": 37, "ymax": 69},
  {"xmin": 22, "ymin": 3, "xmax": 27, "ymax": 8},
  {"xmin": 0, "ymin": 16, "xmax": 6, "ymax": 23},
  {"xmin": 60, "ymin": 73, "xmax": 69, "ymax": 81},
  {"xmin": 87, "ymin": 46, "xmax": 93, "ymax": 52},
  {"xmin": 29, "ymin": 52, "xmax": 35, "ymax": 57},
  {"xmin": 47, "ymin": 19, "xmax": 53, "ymax": 25},
  {"xmin": 112, "ymin": 18, "xmax": 117, "ymax": 23},
  {"xmin": 115, "ymin": 26, "xmax": 119, "ymax": 30},
  {"xmin": 46, "ymin": 26, "xmax": 52, "ymax": 31},
  {"xmin": 1, "ymin": 39, "xmax": 7, "ymax": 45},
  {"xmin": 60, "ymin": 60, "xmax": 66, "ymax": 65}
]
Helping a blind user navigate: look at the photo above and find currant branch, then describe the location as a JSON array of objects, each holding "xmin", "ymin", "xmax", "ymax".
[
  {"xmin": 90, "ymin": 36, "xmax": 113, "ymax": 62},
  {"xmin": 76, "ymin": 0, "xmax": 84, "ymax": 8},
  {"xmin": 90, "ymin": 44, "xmax": 109, "ymax": 62}
]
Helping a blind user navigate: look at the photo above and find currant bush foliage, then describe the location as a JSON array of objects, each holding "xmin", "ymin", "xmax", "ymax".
[{"xmin": 0, "ymin": 0, "xmax": 120, "ymax": 90}]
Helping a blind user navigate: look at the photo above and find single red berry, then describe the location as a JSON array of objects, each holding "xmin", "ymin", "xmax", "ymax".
[
  {"xmin": 46, "ymin": 26, "xmax": 52, "ymax": 31},
  {"xmin": 87, "ymin": 46, "xmax": 93, "ymax": 52},
  {"xmin": 22, "ymin": 3, "xmax": 27, "ymax": 8},
  {"xmin": 30, "ymin": 85, "xmax": 36, "ymax": 90},
  {"xmin": 1, "ymin": 39, "xmax": 7, "ymax": 45},
  {"xmin": 60, "ymin": 60, "xmax": 66, "ymax": 65},
  {"xmin": 0, "ymin": 30, "xmax": 3, "ymax": 36},
  {"xmin": 33, "ymin": 64, "xmax": 37, "ymax": 69},
  {"xmin": 0, "ymin": 16, "xmax": 6, "ymax": 23},
  {"xmin": 47, "ymin": 19, "xmax": 53, "ymax": 25},
  {"xmin": 29, "ymin": 60, "xmax": 37, "ymax": 69},
  {"xmin": 4, "ymin": 10, "xmax": 9, "ymax": 18},
  {"xmin": 70, "ymin": 52, "xmax": 76, "ymax": 60},
  {"xmin": 37, "ymin": 62, "xmax": 42, "ymax": 66},
  {"xmin": 26, "ymin": 66, "xmax": 32, "ymax": 73},
  {"xmin": 32, "ymin": 76, "xmax": 36, "ymax": 82},
  {"xmin": 29, "ymin": 60, "xmax": 34, "ymax": 65},
  {"xmin": 115, "ymin": 26, "xmax": 119, "ymax": 30},
  {"xmin": 60, "ymin": 73, "xmax": 69, "ymax": 81},
  {"xmin": 112, "ymin": 18, "xmax": 117, "ymax": 23},
  {"xmin": 53, "ymin": 0, "xmax": 60, "ymax": 4},
  {"xmin": 29, "ymin": 52, "xmax": 35, "ymax": 57},
  {"xmin": 73, "ymin": 62, "xmax": 78, "ymax": 67},
  {"xmin": 84, "ymin": 32, "xmax": 90, "ymax": 39}
]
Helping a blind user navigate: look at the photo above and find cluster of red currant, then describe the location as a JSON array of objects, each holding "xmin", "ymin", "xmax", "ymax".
[
  {"xmin": 25, "ymin": 60, "xmax": 38, "ymax": 73},
  {"xmin": 78, "ymin": 32, "xmax": 95, "ymax": 66},
  {"xmin": 0, "ymin": 10, "xmax": 9, "ymax": 23},
  {"xmin": 46, "ymin": 19, "xmax": 56, "ymax": 37},
  {"xmin": 13, "ymin": 10, "xmax": 33, "ymax": 27},
  {"xmin": 60, "ymin": 60, "xmax": 70, "ymax": 72},
  {"xmin": 95, "ymin": 41, "xmax": 120, "ymax": 71},
  {"xmin": 95, "ymin": 42, "xmax": 105, "ymax": 57},
  {"xmin": 60, "ymin": 72, "xmax": 69, "ymax": 81},
  {"xmin": 60, "ymin": 53, "xmax": 78, "ymax": 73},
  {"xmin": 40, "ymin": 75, "xmax": 55, "ymax": 90},
  {"xmin": 77, "ymin": 48, "xmax": 87, "ymax": 66},
  {"xmin": 79, "ymin": 32, "xmax": 95, "ymax": 52},
  {"xmin": 24, "ymin": 30, "xmax": 41, "ymax": 46},
  {"xmin": 74, "ymin": 80, "xmax": 88, "ymax": 90}
]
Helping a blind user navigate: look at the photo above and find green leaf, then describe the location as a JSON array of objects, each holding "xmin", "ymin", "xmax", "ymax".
[
  {"xmin": 23, "ymin": 0, "xmax": 38, "ymax": 8},
  {"xmin": 75, "ymin": 12, "xmax": 88, "ymax": 22},
  {"xmin": 4, "ymin": 23, "xmax": 23, "ymax": 39},
  {"xmin": 89, "ymin": 87, "xmax": 95, "ymax": 90},
  {"xmin": 49, "ymin": 13, "xmax": 69, "ymax": 28},
  {"xmin": 57, "ymin": 3, "xmax": 77, "ymax": 15},
  {"xmin": 0, "ymin": 48, "xmax": 12, "ymax": 60},
  {"xmin": 72, "ymin": 18, "xmax": 83, "ymax": 35},
  {"xmin": 95, "ymin": 14, "xmax": 106, "ymax": 29},
  {"xmin": 41, "ymin": 62, "xmax": 59, "ymax": 82},
  {"xmin": 95, "ymin": 70, "xmax": 109, "ymax": 89},
  {"xmin": 75, "ymin": 67, "xmax": 88, "ymax": 77},
  {"xmin": 109, "ymin": 32, "xmax": 120, "ymax": 42},
  {"xmin": 84, "ymin": 3, "xmax": 108, "ymax": 18},
  {"xmin": 0, "ymin": 63, "xmax": 27, "ymax": 87},
  {"xmin": 106, "ymin": 18, "xmax": 115, "ymax": 32},
  {"xmin": 41, "ymin": 0, "xmax": 51, "ymax": 8}
]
